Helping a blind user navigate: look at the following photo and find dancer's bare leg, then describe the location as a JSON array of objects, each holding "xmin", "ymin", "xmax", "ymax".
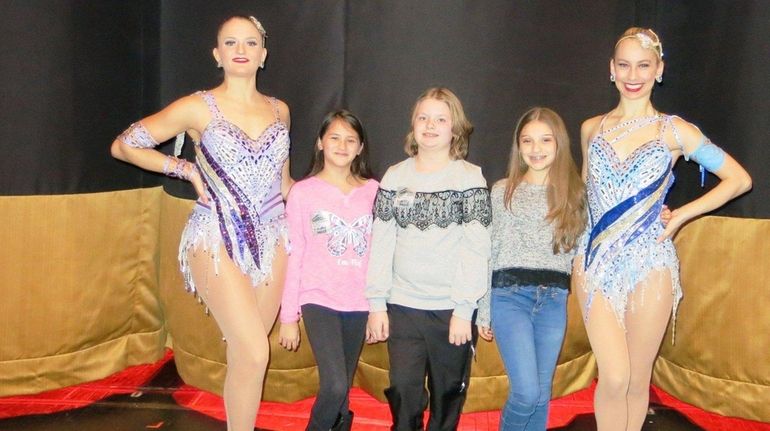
[
  {"xmin": 573, "ymin": 257, "xmax": 631, "ymax": 431},
  {"xmin": 188, "ymin": 243, "xmax": 287, "ymax": 431},
  {"xmin": 624, "ymin": 270, "xmax": 673, "ymax": 431},
  {"xmin": 252, "ymin": 244, "xmax": 287, "ymax": 335}
]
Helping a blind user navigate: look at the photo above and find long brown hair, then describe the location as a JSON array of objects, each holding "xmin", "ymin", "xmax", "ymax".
[
  {"xmin": 503, "ymin": 107, "xmax": 586, "ymax": 253},
  {"xmin": 403, "ymin": 87, "xmax": 473, "ymax": 160},
  {"xmin": 307, "ymin": 109, "xmax": 374, "ymax": 180}
]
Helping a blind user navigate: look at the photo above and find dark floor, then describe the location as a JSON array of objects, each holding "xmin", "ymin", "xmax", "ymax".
[
  {"xmin": 0, "ymin": 360, "xmax": 706, "ymax": 430},
  {"xmin": 552, "ymin": 410, "xmax": 704, "ymax": 430},
  {"xmin": 0, "ymin": 404, "xmax": 706, "ymax": 431}
]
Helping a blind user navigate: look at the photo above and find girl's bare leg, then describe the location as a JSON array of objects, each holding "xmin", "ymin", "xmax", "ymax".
[{"xmin": 188, "ymin": 243, "xmax": 288, "ymax": 431}]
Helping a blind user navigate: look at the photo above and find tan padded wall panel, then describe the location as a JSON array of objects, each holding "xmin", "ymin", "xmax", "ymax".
[
  {"xmin": 655, "ymin": 216, "xmax": 770, "ymax": 422},
  {"xmin": 3, "ymin": 191, "xmax": 766, "ymax": 421},
  {"xmin": 0, "ymin": 190, "xmax": 166, "ymax": 396}
]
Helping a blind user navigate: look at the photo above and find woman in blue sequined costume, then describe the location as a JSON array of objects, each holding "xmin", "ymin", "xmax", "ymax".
[
  {"xmin": 572, "ymin": 28, "xmax": 751, "ymax": 431},
  {"xmin": 111, "ymin": 16, "xmax": 292, "ymax": 431}
]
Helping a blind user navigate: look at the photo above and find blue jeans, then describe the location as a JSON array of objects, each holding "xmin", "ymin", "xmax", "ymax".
[{"xmin": 491, "ymin": 285, "xmax": 568, "ymax": 431}]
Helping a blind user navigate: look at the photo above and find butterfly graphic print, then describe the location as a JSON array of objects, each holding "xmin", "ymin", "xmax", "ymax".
[{"xmin": 311, "ymin": 210, "xmax": 372, "ymax": 257}]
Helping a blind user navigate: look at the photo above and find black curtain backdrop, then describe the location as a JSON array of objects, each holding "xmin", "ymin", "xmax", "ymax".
[
  {"xmin": 0, "ymin": 0, "xmax": 161, "ymax": 193},
  {"xmin": 1, "ymin": 0, "xmax": 767, "ymax": 218}
]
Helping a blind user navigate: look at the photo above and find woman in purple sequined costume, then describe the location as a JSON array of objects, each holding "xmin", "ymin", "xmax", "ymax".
[
  {"xmin": 111, "ymin": 16, "xmax": 292, "ymax": 431},
  {"xmin": 572, "ymin": 28, "xmax": 751, "ymax": 431}
]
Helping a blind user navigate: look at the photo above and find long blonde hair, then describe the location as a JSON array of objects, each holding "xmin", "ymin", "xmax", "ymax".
[
  {"xmin": 503, "ymin": 107, "xmax": 586, "ymax": 253},
  {"xmin": 403, "ymin": 87, "xmax": 473, "ymax": 160}
]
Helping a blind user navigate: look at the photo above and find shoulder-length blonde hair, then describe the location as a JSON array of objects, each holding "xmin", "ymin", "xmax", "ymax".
[
  {"xmin": 403, "ymin": 87, "xmax": 473, "ymax": 160},
  {"xmin": 503, "ymin": 107, "xmax": 586, "ymax": 253}
]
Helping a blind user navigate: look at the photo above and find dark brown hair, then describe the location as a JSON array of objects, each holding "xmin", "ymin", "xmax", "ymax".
[{"xmin": 307, "ymin": 110, "xmax": 374, "ymax": 180}]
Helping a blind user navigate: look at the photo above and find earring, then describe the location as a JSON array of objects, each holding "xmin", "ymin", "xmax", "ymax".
[
  {"xmin": 216, "ymin": 61, "xmax": 222, "ymax": 68},
  {"xmin": 260, "ymin": 61, "xmax": 265, "ymax": 69},
  {"xmin": 656, "ymin": 75, "xmax": 663, "ymax": 83},
  {"xmin": 610, "ymin": 74, "xmax": 616, "ymax": 82}
]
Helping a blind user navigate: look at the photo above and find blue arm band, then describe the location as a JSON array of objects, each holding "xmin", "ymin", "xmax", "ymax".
[{"xmin": 688, "ymin": 138, "xmax": 726, "ymax": 186}]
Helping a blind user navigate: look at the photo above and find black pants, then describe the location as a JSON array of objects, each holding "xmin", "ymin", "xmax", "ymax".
[
  {"xmin": 385, "ymin": 304, "xmax": 477, "ymax": 431},
  {"xmin": 301, "ymin": 303, "xmax": 367, "ymax": 431}
]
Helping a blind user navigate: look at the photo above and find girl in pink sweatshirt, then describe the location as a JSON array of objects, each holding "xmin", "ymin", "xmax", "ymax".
[{"xmin": 278, "ymin": 110, "xmax": 378, "ymax": 431}]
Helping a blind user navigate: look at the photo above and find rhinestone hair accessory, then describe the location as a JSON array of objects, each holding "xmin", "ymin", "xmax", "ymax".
[
  {"xmin": 615, "ymin": 29, "xmax": 664, "ymax": 59},
  {"xmin": 248, "ymin": 16, "xmax": 267, "ymax": 40}
]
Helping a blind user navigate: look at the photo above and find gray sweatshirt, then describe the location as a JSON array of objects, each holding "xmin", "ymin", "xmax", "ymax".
[{"xmin": 365, "ymin": 158, "xmax": 492, "ymax": 321}]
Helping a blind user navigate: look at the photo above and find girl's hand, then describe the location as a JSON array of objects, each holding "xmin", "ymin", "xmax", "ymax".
[
  {"xmin": 366, "ymin": 311, "xmax": 389, "ymax": 344},
  {"xmin": 189, "ymin": 167, "xmax": 209, "ymax": 205},
  {"xmin": 660, "ymin": 205, "xmax": 672, "ymax": 226},
  {"xmin": 278, "ymin": 322, "xmax": 300, "ymax": 351},
  {"xmin": 448, "ymin": 315, "xmax": 472, "ymax": 346},
  {"xmin": 478, "ymin": 325, "xmax": 494, "ymax": 342},
  {"xmin": 657, "ymin": 207, "xmax": 691, "ymax": 243}
]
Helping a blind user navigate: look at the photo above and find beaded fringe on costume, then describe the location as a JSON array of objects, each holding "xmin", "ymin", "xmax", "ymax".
[
  {"xmin": 178, "ymin": 203, "xmax": 288, "ymax": 296},
  {"xmin": 576, "ymin": 230, "xmax": 682, "ymax": 331}
]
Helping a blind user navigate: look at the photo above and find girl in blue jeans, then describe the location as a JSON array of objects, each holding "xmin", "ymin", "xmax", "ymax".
[{"xmin": 478, "ymin": 108, "xmax": 586, "ymax": 430}]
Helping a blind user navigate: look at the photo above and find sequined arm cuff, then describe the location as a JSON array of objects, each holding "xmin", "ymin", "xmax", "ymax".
[
  {"xmin": 118, "ymin": 122, "xmax": 159, "ymax": 149},
  {"xmin": 162, "ymin": 155, "xmax": 196, "ymax": 181}
]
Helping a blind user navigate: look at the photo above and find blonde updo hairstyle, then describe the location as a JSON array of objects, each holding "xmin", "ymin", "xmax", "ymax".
[{"xmin": 613, "ymin": 27, "xmax": 664, "ymax": 61}]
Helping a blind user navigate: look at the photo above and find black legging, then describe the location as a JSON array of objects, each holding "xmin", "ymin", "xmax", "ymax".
[{"xmin": 301, "ymin": 303, "xmax": 367, "ymax": 431}]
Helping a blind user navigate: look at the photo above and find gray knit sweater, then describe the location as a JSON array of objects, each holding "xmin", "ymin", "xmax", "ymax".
[{"xmin": 477, "ymin": 180, "xmax": 577, "ymax": 327}]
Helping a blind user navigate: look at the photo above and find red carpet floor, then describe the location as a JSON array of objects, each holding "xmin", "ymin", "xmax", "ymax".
[{"xmin": 1, "ymin": 350, "xmax": 768, "ymax": 431}]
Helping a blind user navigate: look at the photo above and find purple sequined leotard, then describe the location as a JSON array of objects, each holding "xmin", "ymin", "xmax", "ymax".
[
  {"xmin": 179, "ymin": 91, "xmax": 290, "ymax": 293},
  {"xmin": 578, "ymin": 114, "xmax": 682, "ymax": 325}
]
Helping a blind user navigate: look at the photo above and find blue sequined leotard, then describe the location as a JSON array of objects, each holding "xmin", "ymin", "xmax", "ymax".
[
  {"xmin": 179, "ymin": 91, "xmax": 290, "ymax": 293},
  {"xmin": 579, "ymin": 114, "xmax": 682, "ymax": 324}
]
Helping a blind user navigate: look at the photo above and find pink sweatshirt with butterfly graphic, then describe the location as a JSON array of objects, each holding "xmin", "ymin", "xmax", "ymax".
[{"xmin": 280, "ymin": 176, "xmax": 379, "ymax": 323}]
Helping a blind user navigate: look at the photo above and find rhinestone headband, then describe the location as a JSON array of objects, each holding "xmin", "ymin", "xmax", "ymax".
[
  {"xmin": 615, "ymin": 31, "xmax": 663, "ymax": 59},
  {"xmin": 248, "ymin": 16, "xmax": 267, "ymax": 39}
]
